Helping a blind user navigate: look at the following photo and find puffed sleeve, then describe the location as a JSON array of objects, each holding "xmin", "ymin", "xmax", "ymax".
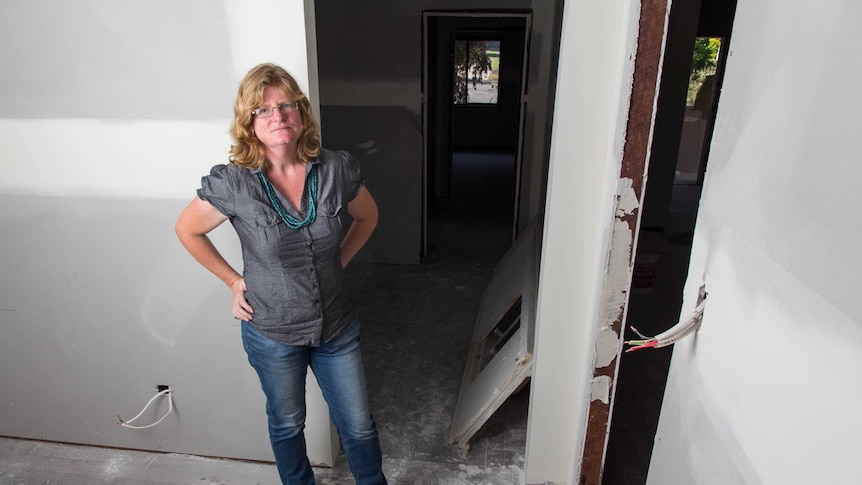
[
  {"xmin": 339, "ymin": 151, "xmax": 365, "ymax": 202},
  {"xmin": 197, "ymin": 164, "xmax": 237, "ymax": 217}
]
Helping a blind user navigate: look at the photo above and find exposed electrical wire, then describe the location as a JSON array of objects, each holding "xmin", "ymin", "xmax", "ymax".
[
  {"xmin": 116, "ymin": 387, "xmax": 174, "ymax": 430},
  {"xmin": 625, "ymin": 299, "xmax": 706, "ymax": 352},
  {"xmin": 629, "ymin": 326, "xmax": 651, "ymax": 340}
]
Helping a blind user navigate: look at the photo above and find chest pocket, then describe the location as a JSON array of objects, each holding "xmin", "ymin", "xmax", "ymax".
[
  {"xmin": 310, "ymin": 203, "xmax": 343, "ymax": 244},
  {"xmin": 250, "ymin": 206, "xmax": 282, "ymax": 228},
  {"xmin": 246, "ymin": 205, "xmax": 296, "ymax": 247},
  {"xmin": 319, "ymin": 203, "xmax": 342, "ymax": 219}
]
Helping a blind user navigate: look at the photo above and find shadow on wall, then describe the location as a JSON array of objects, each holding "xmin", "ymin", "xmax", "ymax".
[{"xmin": 321, "ymin": 105, "xmax": 423, "ymax": 265}]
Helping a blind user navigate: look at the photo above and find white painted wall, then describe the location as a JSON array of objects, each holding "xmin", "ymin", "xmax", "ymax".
[
  {"xmin": 0, "ymin": 0, "xmax": 337, "ymax": 466},
  {"xmin": 648, "ymin": 1, "xmax": 862, "ymax": 483},
  {"xmin": 526, "ymin": 1, "xmax": 641, "ymax": 482}
]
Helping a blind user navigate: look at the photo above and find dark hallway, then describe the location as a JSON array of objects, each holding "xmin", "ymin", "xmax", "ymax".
[{"xmin": 332, "ymin": 150, "xmax": 529, "ymax": 480}]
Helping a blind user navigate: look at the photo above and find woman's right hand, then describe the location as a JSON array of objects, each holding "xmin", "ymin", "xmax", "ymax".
[{"xmin": 230, "ymin": 277, "xmax": 254, "ymax": 321}]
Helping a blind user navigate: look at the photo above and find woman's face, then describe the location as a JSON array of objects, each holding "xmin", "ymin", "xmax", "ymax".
[{"xmin": 253, "ymin": 86, "xmax": 303, "ymax": 155}]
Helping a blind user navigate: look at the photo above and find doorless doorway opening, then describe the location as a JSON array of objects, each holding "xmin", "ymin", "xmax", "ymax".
[
  {"xmin": 601, "ymin": 0, "xmax": 737, "ymax": 483},
  {"xmin": 422, "ymin": 12, "xmax": 530, "ymax": 257}
]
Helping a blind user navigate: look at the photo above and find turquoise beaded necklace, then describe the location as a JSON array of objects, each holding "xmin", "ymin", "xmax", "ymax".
[{"xmin": 257, "ymin": 165, "xmax": 318, "ymax": 230}]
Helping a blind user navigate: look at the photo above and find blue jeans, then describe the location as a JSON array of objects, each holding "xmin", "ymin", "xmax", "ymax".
[{"xmin": 241, "ymin": 320, "xmax": 387, "ymax": 485}]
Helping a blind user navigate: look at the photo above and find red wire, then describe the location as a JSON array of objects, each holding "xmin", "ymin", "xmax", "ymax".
[{"xmin": 625, "ymin": 340, "xmax": 659, "ymax": 353}]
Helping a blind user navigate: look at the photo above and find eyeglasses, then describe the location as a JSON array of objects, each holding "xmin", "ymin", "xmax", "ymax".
[{"xmin": 252, "ymin": 101, "xmax": 299, "ymax": 118}]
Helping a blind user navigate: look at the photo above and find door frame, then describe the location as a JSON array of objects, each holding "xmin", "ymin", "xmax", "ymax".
[
  {"xmin": 578, "ymin": 0, "xmax": 671, "ymax": 482},
  {"xmin": 421, "ymin": 11, "xmax": 532, "ymax": 255}
]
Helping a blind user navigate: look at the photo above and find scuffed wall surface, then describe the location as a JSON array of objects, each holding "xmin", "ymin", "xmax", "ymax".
[
  {"xmin": 527, "ymin": 0, "xmax": 640, "ymax": 481},
  {"xmin": 648, "ymin": 1, "xmax": 862, "ymax": 483}
]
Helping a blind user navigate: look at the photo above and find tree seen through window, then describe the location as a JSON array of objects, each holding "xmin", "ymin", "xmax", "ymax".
[{"xmin": 453, "ymin": 40, "xmax": 500, "ymax": 105}]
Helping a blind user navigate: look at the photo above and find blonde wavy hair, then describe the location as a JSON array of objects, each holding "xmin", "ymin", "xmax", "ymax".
[{"xmin": 229, "ymin": 63, "xmax": 321, "ymax": 169}]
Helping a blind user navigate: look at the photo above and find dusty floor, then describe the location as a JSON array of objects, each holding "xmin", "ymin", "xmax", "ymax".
[{"xmin": 0, "ymin": 435, "xmax": 525, "ymax": 484}]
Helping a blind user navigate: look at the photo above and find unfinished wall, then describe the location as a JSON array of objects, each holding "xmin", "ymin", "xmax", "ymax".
[
  {"xmin": 648, "ymin": 0, "xmax": 862, "ymax": 483},
  {"xmin": 0, "ymin": 0, "xmax": 337, "ymax": 466}
]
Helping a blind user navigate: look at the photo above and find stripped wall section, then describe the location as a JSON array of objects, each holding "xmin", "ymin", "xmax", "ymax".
[
  {"xmin": 526, "ymin": 0, "xmax": 643, "ymax": 482},
  {"xmin": 578, "ymin": 0, "xmax": 669, "ymax": 482}
]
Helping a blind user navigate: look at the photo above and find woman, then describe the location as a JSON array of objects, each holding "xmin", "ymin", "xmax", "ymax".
[{"xmin": 175, "ymin": 63, "xmax": 387, "ymax": 484}]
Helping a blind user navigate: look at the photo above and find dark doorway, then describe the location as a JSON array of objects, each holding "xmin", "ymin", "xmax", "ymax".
[
  {"xmin": 602, "ymin": 0, "xmax": 737, "ymax": 483},
  {"xmin": 423, "ymin": 13, "xmax": 530, "ymax": 256}
]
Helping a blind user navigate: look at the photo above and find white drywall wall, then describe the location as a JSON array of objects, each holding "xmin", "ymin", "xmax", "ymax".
[
  {"xmin": 648, "ymin": 1, "xmax": 862, "ymax": 483},
  {"xmin": 0, "ymin": 0, "xmax": 316, "ymax": 200},
  {"xmin": 0, "ymin": 0, "xmax": 336, "ymax": 466},
  {"xmin": 526, "ymin": 0, "xmax": 641, "ymax": 482}
]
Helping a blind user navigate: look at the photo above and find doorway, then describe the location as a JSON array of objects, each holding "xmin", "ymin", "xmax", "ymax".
[
  {"xmin": 422, "ymin": 12, "xmax": 530, "ymax": 256},
  {"xmin": 601, "ymin": 0, "xmax": 737, "ymax": 483}
]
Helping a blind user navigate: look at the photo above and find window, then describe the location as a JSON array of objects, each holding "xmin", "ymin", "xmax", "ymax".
[
  {"xmin": 676, "ymin": 37, "xmax": 724, "ymax": 184},
  {"xmin": 687, "ymin": 37, "xmax": 722, "ymax": 108},
  {"xmin": 453, "ymin": 39, "xmax": 501, "ymax": 105}
]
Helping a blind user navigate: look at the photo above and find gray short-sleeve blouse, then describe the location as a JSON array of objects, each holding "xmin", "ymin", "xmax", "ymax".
[{"xmin": 198, "ymin": 148, "xmax": 364, "ymax": 346}]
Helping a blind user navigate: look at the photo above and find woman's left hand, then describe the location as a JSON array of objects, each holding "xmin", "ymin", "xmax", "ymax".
[{"xmin": 340, "ymin": 187, "xmax": 379, "ymax": 268}]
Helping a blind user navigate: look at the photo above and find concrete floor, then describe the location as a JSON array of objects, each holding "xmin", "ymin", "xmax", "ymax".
[
  {"xmin": 0, "ymin": 154, "xmax": 698, "ymax": 484},
  {"xmin": 0, "ymin": 434, "xmax": 525, "ymax": 484}
]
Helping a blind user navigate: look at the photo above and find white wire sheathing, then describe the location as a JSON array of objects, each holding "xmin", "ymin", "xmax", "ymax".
[
  {"xmin": 626, "ymin": 299, "xmax": 707, "ymax": 352},
  {"xmin": 116, "ymin": 387, "xmax": 174, "ymax": 430},
  {"xmin": 652, "ymin": 299, "xmax": 706, "ymax": 347}
]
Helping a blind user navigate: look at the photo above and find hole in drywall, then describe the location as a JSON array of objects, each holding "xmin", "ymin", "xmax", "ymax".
[{"xmin": 478, "ymin": 297, "xmax": 522, "ymax": 371}]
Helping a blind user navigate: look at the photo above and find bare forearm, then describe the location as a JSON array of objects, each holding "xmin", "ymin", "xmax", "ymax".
[
  {"xmin": 341, "ymin": 186, "xmax": 378, "ymax": 267},
  {"xmin": 175, "ymin": 197, "xmax": 253, "ymax": 320},
  {"xmin": 340, "ymin": 219, "xmax": 377, "ymax": 267},
  {"xmin": 175, "ymin": 197, "xmax": 240, "ymax": 288},
  {"xmin": 178, "ymin": 233, "xmax": 242, "ymax": 288}
]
